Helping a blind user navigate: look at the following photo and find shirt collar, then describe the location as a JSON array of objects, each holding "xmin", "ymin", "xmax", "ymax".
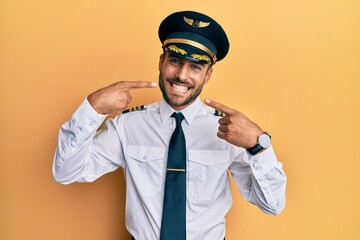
[{"xmin": 159, "ymin": 97, "xmax": 202, "ymax": 125}]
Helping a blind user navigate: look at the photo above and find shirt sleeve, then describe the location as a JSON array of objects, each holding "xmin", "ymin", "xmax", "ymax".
[
  {"xmin": 52, "ymin": 98, "xmax": 126, "ymax": 184},
  {"xmin": 229, "ymin": 146, "xmax": 287, "ymax": 215}
]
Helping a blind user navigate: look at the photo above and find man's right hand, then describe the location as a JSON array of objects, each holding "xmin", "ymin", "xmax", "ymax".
[{"xmin": 87, "ymin": 81, "xmax": 157, "ymax": 115}]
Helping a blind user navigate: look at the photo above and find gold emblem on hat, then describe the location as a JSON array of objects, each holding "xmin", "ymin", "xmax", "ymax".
[
  {"xmin": 167, "ymin": 45, "xmax": 187, "ymax": 55},
  {"xmin": 183, "ymin": 16, "xmax": 210, "ymax": 28},
  {"xmin": 191, "ymin": 54, "xmax": 211, "ymax": 63}
]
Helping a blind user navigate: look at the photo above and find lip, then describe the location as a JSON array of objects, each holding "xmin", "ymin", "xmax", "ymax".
[{"xmin": 167, "ymin": 79, "xmax": 193, "ymax": 93}]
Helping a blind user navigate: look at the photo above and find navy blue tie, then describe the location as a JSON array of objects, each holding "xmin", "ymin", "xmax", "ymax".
[{"xmin": 160, "ymin": 112, "xmax": 186, "ymax": 240}]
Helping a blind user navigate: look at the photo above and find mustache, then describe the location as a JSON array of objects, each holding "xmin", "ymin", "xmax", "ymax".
[{"xmin": 167, "ymin": 77, "xmax": 194, "ymax": 87}]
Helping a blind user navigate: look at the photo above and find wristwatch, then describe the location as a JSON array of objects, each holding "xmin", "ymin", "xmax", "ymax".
[{"xmin": 246, "ymin": 132, "xmax": 272, "ymax": 155}]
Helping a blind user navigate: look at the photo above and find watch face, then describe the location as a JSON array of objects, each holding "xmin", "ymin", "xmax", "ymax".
[{"xmin": 259, "ymin": 133, "xmax": 271, "ymax": 148}]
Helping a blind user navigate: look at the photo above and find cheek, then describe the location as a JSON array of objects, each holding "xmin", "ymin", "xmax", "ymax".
[
  {"xmin": 161, "ymin": 65, "xmax": 177, "ymax": 79},
  {"xmin": 202, "ymin": 69, "xmax": 212, "ymax": 85},
  {"xmin": 193, "ymin": 73, "xmax": 208, "ymax": 85}
]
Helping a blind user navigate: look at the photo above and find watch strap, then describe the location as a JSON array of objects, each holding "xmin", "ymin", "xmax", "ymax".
[
  {"xmin": 246, "ymin": 132, "xmax": 271, "ymax": 155},
  {"xmin": 246, "ymin": 142, "xmax": 263, "ymax": 155}
]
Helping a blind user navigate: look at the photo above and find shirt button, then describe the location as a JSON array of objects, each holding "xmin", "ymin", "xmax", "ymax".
[
  {"xmin": 253, "ymin": 164, "xmax": 262, "ymax": 171},
  {"xmin": 89, "ymin": 120, "xmax": 96, "ymax": 126},
  {"xmin": 69, "ymin": 118, "xmax": 75, "ymax": 126},
  {"xmin": 142, "ymin": 155, "xmax": 147, "ymax": 160}
]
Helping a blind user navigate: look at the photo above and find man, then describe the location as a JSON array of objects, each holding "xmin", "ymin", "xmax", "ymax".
[{"xmin": 53, "ymin": 11, "xmax": 286, "ymax": 240}]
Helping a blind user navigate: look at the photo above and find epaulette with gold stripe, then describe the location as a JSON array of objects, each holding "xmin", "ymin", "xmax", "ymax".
[
  {"xmin": 214, "ymin": 110, "xmax": 227, "ymax": 117},
  {"xmin": 122, "ymin": 105, "xmax": 146, "ymax": 114}
]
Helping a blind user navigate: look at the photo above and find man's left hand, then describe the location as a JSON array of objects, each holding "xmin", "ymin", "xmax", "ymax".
[{"xmin": 205, "ymin": 98, "xmax": 263, "ymax": 148}]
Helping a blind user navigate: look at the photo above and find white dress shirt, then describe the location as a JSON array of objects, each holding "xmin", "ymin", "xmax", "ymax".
[{"xmin": 53, "ymin": 97, "xmax": 287, "ymax": 240}]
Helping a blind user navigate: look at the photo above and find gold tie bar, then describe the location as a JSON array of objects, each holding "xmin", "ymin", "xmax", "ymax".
[{"xmin": 167, "ymin": 168, "xmax": 186, "ymax": 172}]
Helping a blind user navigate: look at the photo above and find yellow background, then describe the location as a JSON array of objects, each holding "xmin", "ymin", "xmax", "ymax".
[{"xmin": 1, "ymin": 0, "xmax": 359, "ymax": 239}]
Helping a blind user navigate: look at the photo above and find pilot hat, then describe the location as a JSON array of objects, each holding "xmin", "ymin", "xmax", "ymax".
[{"xmin": 159, "ymin": 11, "xmax": 230, "ymax": 64}]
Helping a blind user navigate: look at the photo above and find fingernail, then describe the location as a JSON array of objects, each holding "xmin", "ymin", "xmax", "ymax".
[
  {"xmin": 151, "ymin": 82, "xmax": 157, "ymax": 87},
  {"xmin": 205, "ymin": 98, "xmax": 210, "ymax": 104}
]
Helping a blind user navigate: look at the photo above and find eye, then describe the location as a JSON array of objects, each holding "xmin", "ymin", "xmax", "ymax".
[
  {"xmin": 191, "ymin": 64, "xmax": 202, "ymax": 71},
  {"xmin": 169, "ymin": 58, "xmax": 181, "ymax": 65}
]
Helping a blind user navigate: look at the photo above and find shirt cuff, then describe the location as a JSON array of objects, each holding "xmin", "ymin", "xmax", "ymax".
[
  {"xmin": 72, "ymin": 98, "xmax": 108, "ymax": 131},
  {"xmin": 248, "ymin": 146, "xmax": 278, "ymax": 179}
]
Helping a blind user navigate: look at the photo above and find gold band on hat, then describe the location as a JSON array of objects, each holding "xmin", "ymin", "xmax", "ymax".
[{"xmin": 163, "ymin": 38, "xmax": 217, "ymax": 62}]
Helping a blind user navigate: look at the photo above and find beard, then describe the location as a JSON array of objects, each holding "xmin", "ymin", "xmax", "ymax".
[{"xmin": 158, "ymin": 71, "xmax": 205, "ymax": 109}]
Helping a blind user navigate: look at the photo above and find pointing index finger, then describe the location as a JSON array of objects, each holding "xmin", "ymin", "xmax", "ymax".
[
  {"xmin": 205, "ymin": 98, "xmax": 236, "ymax": 116},
  {"xmin": 122, "ymin": 81, "xmax": 157, "ymax": 89}
]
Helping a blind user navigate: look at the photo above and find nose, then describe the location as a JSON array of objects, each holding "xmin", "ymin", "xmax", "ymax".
[{"xmin": 176, "ymin": 65, "xmax": 190, "ymax": 81}]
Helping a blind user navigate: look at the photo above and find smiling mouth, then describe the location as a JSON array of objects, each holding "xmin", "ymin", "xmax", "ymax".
[{"xmin": 169, "ymin": 81, "xmax": 191, "ymax": 93}]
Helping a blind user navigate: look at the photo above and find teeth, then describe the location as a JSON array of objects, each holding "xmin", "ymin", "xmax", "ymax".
[{"xmin": 172, "ymin": 83, "xmax": 188, "ymax": 92}]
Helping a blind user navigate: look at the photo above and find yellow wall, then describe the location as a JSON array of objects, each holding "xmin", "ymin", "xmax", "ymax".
[{"xmin": 1, "ymin": 0, "xmax": 359, "ymax": 239}]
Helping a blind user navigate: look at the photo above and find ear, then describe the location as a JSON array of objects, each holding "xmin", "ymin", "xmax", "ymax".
[
  {"xmin": 204, "ymin": 67, "xmax": 213, "ymax": 85},
  {"xmin": 159, "ymin": 53, "xmax": 165, "ymax": 71}
]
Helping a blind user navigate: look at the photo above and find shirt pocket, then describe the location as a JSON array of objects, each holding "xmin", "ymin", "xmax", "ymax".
[
  {"xmin": 126, "ymin": 145, "xmax": 166, "ymax": 197},
  {"xmin": 188, "ymin": 150, "xmax": 230, "ymax": 205}
]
